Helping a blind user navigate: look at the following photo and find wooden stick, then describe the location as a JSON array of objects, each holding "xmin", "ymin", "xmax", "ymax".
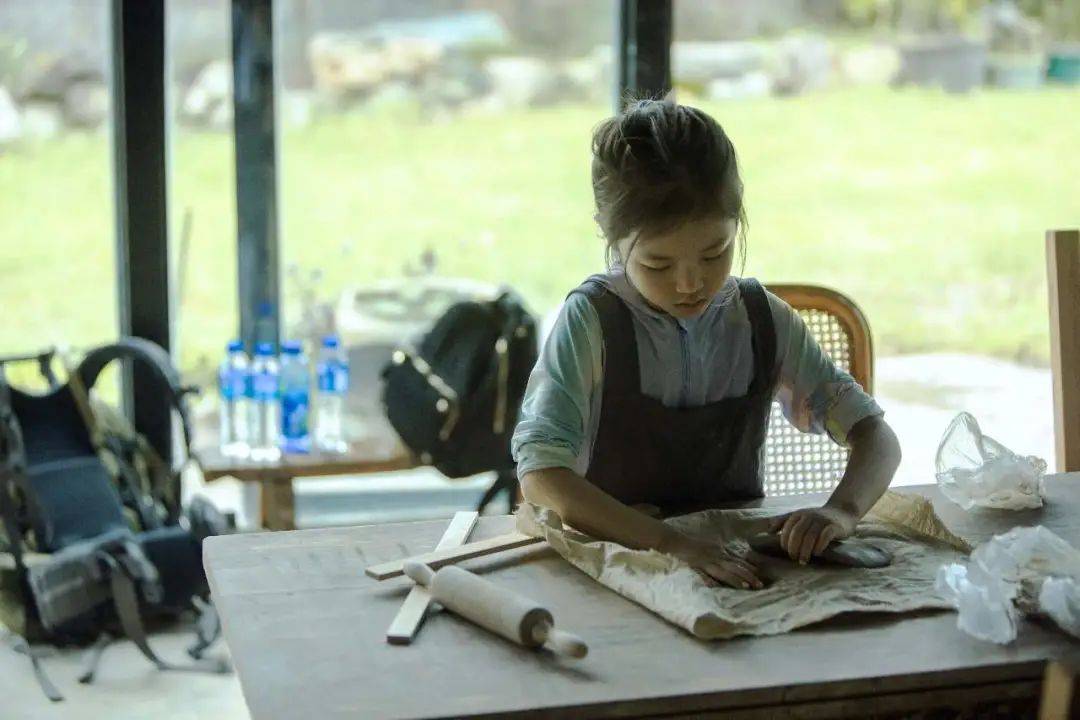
[
  {"xmin": 365, "ymin": 532, "xmax": 542, "ymax": 581},
  {"xmin": 1047, "ymin": 229, "xmax": 1080, "ymax": 472},
  {"xmin": 385, "ymin": 511, "xmax": 478, "ymax": 645}
]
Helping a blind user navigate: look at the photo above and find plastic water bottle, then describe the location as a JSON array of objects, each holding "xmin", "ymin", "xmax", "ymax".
[
  {"xmin": 217, "ymin": 340, "xmax": 250, "ymax": 458},
  {"xmin": 279, "ymin": 341, "xmax": 311, "ymax": 454},
  {"xmin": 315, "ymin": 335, "xmax": 348, "ymax": 453},
  {"xmin": 249, "ymin": 342, "xmax": 281, "ymax": 461}
]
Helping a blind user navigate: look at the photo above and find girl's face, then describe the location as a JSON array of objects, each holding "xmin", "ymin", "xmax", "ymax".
[{"xmin": 618, "ymin": 215, "xmax": 737, "ymax": 319}]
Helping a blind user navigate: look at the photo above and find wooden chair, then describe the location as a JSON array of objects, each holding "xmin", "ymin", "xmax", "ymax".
[
  {"xmin": 1047, "ymin": 229, "xmax": 1080, "ymax": 473},
  {"xmin": 763, "ymin": 284, "xmax": 874, "ymax": 497}
]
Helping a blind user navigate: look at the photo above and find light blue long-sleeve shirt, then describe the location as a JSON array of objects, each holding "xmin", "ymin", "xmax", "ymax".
[{"xmin": 511, "ymin": 270, "xmax": 883, "ymax": 478}]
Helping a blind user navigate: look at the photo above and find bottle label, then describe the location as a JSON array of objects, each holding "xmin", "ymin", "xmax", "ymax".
[
  {"xmin": 281, "ymin": 390, "xmax": 309, "ymax": 439},
  {"xmin": 228, "ymin": 372, "xmax": 247, "ymax": 400},
  {"xmin": 253, "ymin": 371, "xmax": 278, "ymax": 401},
  {"xmin": 317, "ymin": 363, "xmax": 334, "ymax": 393},
  {"xmin": 316, "ymin": 363, "xmax": 349, "ymax": 393},
  {"xmin": 334, "ymin": 365, "xmax": 349, "ymax": 393}
]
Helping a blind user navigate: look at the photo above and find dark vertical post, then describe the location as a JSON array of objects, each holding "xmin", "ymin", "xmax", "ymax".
[
  {"xmin": 615, "ymin": 0, "xmax": 673, "ymax": 112},
  {"xmin": 110, "ymin": 0, "xmax": 173, "ymax": 461},
  {"xmin": 232, "ymin": 0, "xmax": 280, "ymax": 352}
]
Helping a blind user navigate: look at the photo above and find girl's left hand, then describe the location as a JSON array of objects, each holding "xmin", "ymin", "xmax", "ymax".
[{"xmin": 767, "ymin": 506, "xmax": 858, "ymax": 564}]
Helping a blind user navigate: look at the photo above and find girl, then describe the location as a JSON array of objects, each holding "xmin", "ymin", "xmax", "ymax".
[{"xmin": 512, "ymin": 99, "xmax": 901, "ymax": 591}]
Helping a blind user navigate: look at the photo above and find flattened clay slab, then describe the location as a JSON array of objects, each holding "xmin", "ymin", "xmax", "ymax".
[{"xmin": 747, "ymin": 534, "xmax": 893, "ymax": 568}]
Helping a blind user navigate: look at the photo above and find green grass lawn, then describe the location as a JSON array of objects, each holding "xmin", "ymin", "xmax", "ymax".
[{"xmin": 1, "ymin": 85, "xmax": 1076, "ymax": 387}]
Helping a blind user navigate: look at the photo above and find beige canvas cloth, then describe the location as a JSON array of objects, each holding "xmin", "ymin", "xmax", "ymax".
[{"xmin": 515, "ymin": 492, "xmax": 972, "ymax": 640}]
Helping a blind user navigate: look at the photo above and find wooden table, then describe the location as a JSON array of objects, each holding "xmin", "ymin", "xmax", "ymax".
[
  {"xmin": 197, "ymin": 423, "xmax": 416, "ymax": 530},
  {"xmin": 204, "ymin": 474, "xmax": 1080, "ymax": 719}
]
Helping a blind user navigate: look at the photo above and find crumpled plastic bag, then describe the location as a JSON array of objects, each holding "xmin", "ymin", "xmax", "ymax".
[
  {"xmin": 935, "ymin": 563, "xmax": 1018, "ymax": 643},
  {"xmin": 935, "ymin": 412, "xmax": 1046, "ymax": 510},
  {"xmin": 936, "ymin": 526, "xmax": 1080, "ymax": 643},
  {"xmin": 1039, "ymin": 577, "xmax": 1080, "ymax": 638}
]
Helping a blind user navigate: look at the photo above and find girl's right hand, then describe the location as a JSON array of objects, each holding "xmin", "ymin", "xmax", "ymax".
[{"xmin": 659, "ymin": 531, "xmax": 764, "ymax": 590}]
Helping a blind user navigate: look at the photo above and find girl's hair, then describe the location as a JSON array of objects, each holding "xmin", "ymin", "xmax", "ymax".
[{"xmin": 591, "ymin": 98, "xmax": 747, "ymax": 267}]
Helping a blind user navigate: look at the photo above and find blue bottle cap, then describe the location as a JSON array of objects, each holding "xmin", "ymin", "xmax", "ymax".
[
  {"xmin": 255, "ymin": 342, "xmax": 274, "ymax": 356},
  {"xmin": 321, "ymin": 335, "xmax": 339, "ymax": 348},
  {"xmin": 227, "ymin": 340, "xmax": 244, "ymax": 353},
  {"xmin": 281, "ymin": 341, "xmax": 302, "ymax": 355}
]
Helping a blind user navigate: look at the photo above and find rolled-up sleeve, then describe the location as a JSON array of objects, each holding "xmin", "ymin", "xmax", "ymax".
[
  {"xmin": 767, "ymin": 291, "xmax": 883, "ymax": 446},
  {"xmin": 511, "ymin": 293, "xmax": 603, "ymax": 476}
]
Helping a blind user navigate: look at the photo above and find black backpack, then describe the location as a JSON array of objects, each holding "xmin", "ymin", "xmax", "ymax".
[
  {"xmin": 0, "ymin": 341, "xmax": 229, "ymax": 701},
  {"xmin": 381, "ymin": 290, "xmax": 538, "ymax": 480}
]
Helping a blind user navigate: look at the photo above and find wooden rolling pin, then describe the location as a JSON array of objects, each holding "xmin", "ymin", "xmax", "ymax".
[{"xmin": 402, "ymin": 561, "xmax": 588, "ymax": 659}]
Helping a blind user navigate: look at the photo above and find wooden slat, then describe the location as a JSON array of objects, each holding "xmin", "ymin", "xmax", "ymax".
[
  {"xmin": 1047, "ymin": 229, "xmax": 1080, "ymax": 472},
  {"xmin": 385, "ymin": 511, "xmax": 478, "ymax": 645},
  {"xmin": 364, "ymin": 532, "xmax": 542, "ymax": 581},
  {"xmin": 1040, "ymin": 657, "xmax": 1079, "ymax": 720}
]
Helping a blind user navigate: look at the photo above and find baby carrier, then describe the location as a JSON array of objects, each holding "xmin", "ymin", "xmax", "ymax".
[{"xmin": 0, "ymin": 340, "xmax": 230, "ymax": 701}]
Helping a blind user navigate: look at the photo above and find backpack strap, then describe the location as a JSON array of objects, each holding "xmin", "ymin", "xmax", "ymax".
[
  {"xmin": 75, "ymin": 337, "xmax": 196, "ymax": 458},
  {"xmin": 75, "ymin": 549, "xmax": 229, "ymax": 684},
  {"xmin": 73, "ymin": 338, "xmax": 198, "ymax": 521},
  {"xmin": 0, "ymin": 365, "xmax": 26, "ymax": 576}
]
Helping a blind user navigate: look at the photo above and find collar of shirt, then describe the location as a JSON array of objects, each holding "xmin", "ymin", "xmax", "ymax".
[{"xmin": 589, "ymin": 267, "xmax": 740, "ymax": 331}]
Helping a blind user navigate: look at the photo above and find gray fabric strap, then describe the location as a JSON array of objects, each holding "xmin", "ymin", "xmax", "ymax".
[
  {"xmin": 103, "ymin": 554, "xmax": 229, "ymax": 676},
  {"xmin": 77, "ymin": 632, "xmax": 113, "ymax": 684},
  {"xmin": 11, "ymin": 635, "xmax": 64, "ymax": 702}
]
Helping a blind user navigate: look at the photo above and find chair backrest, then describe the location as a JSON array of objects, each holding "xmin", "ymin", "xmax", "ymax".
[
  {"xmin": 762, "ymin": 284, "xmax": 874, "ymax": 497},
  {"xmin": 1046, "ymin": 228, "xmax": 1080, "ymax": 473}
]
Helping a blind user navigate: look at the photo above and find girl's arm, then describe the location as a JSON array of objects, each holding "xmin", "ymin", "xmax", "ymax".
[
  {"xmin": 762, "ymin": 290, "xmax": 899, "ymax": 562},
  {"xmin": 771, "ymin": 414, "xmax": 902, "ymax": 563},
  {"xmin": 521, "ymin": 467, "xmax": 763, "ymax": 589}
]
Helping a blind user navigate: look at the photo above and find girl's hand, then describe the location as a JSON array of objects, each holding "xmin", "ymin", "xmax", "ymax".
[
  {"xmin": 659, "ymin": 530, "xmax": 764, "ymax": 590},
  {"xmin": 768, "ymin": 506, "xmax": 858, "ymax": 564}
]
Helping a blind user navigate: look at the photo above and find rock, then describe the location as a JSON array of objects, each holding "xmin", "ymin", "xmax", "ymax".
[
  {"xmin": 20, "ymin": 101, "xmax": 62, "ymax": 139},
  {"xmin": 839, "ymin": 44, "xmax": 901, "ymax": 86},
  {"xmin": 207, "ymin": 100, "xmax": 233, "ymax": 132},
  {"xmin": 706, "ymin": 71, "xmax": 771, "ymax": 100},
  {"xmin": 673, "ymin": 42, "xmax": 766, "ymax": 86},
  {"xmin": 482, "ymin": 56, "xmax": 563, "ymax": 109},
  {"xmin": 420, "ymin": 51, "xmax": 489, "ymax": 113},
  {"xmin": 309, "ymin": 33, "xmax": 390, "ymax": 96},
  {"xmin": 896, "ymin": 36, "xmax": 988, "ymax": 94},
  {"xmin": 182, "ymin": 60, "xmax": 232, "ymax": 123},
  {"xmin": 0, "ymin": 86, "xmax": 22, "ymax": 145},
  {"xmin": 62, "ymin": 79, "xmax": 108, "ymax": 128},
  {"xmin": 380, "ymin": 37, "xmax": 443, "ymax": 80},
  {"xmin": 280, "ymin": 89, "xmax": 316, "ymax": 128},
  {"xmin": 563, "ymin": 46, "xmax": 611, "ymax": 104},
  {"xmin": 771, "ymin": 36, "xmax": 834, "ymax": 96}
]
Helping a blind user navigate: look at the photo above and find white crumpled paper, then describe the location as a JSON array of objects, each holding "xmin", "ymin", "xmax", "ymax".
[
  {"xmin": 516, "ymin": 491, "xmax": 971, "ymax": 640},
  {"xmin": 935, "ymin": 412, "xmax": 1046, "ymax": 510},
  {"xmin": 936, "ymin": 526, "xmax": 1080, "ymax": 644}
]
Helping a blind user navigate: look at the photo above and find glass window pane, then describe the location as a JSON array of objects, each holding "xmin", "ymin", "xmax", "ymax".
[
  {"xmin": 275, "ymin": 1, "xmax": 615, "ymax": 523},
  {"xmin": 168, "ymin": 0, "xmax": 238, "ymax": 450},
  {"xmin": 673, "ymin": 3, "xmax": 1072, "ymax": 484},
  {"xmin": 167, "ymin": 0, "xmax": 245, "ymax": 519},
  {"xmin": 0, "ymin": 1, "xmax": 117, "ymax": 394}
]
